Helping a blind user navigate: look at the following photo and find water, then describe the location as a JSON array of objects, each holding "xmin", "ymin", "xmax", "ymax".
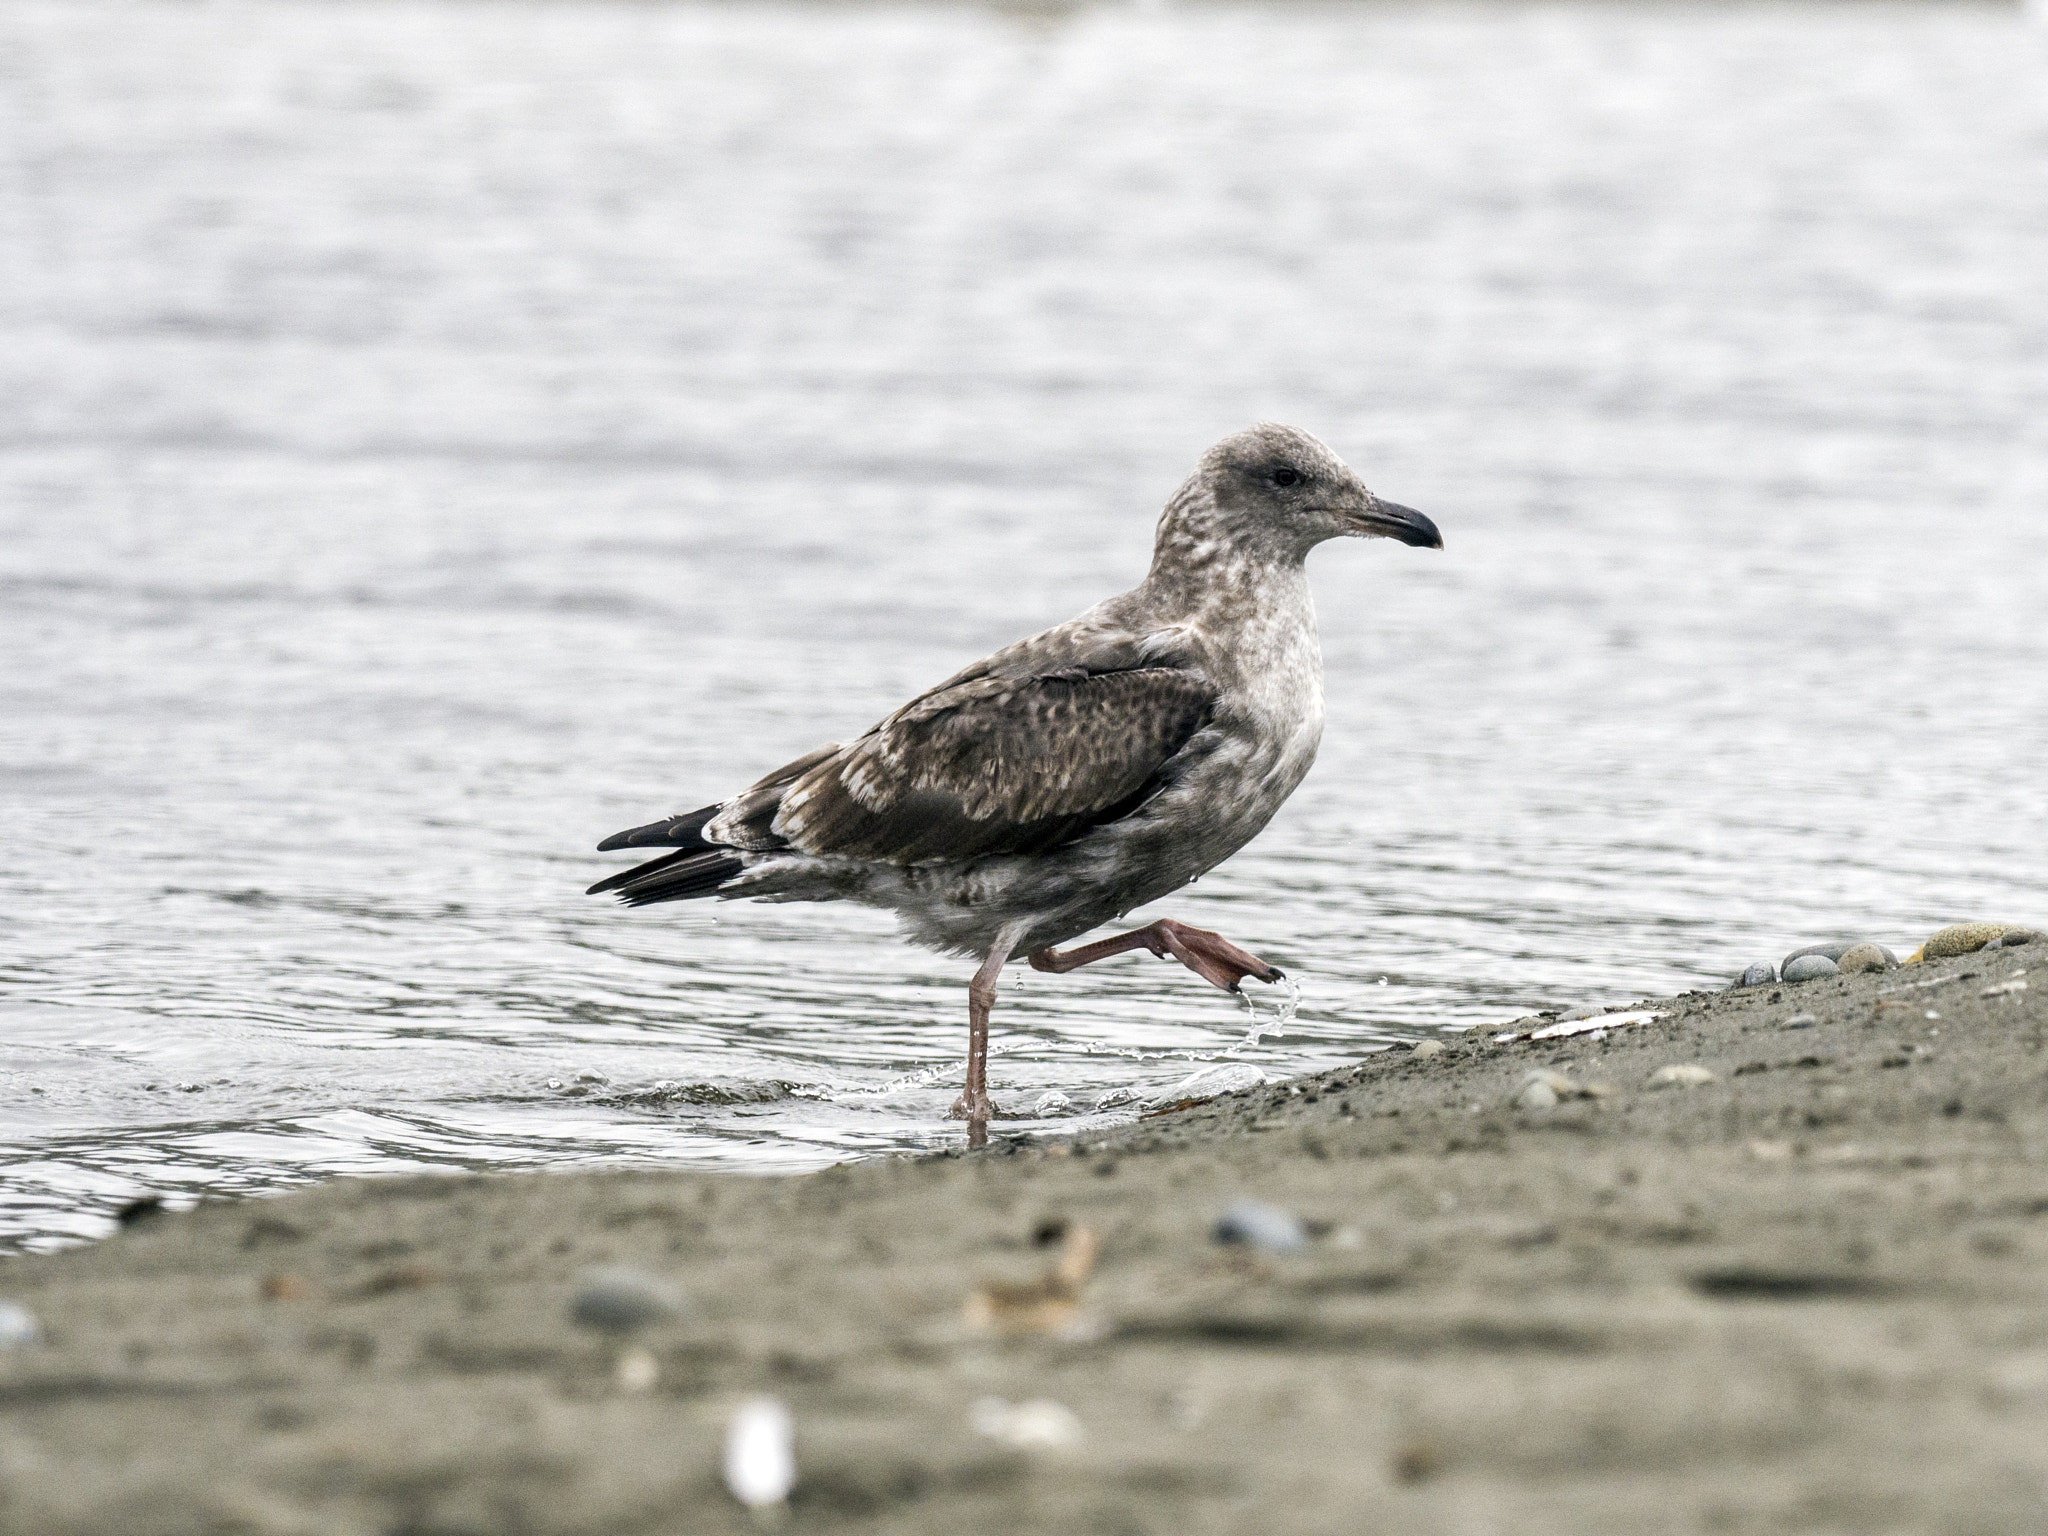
[{"xmin": 3, "ymin": 0, "xmax": 2044, "ymax": 1253}]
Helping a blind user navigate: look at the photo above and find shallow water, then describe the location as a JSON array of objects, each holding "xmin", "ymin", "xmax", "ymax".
[{"xmin": 2, "ymin": 0, "xmax": 2045, "ymax": 1251}]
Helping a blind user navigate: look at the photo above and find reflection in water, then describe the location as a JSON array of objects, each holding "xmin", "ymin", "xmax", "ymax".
[{"xmin": 2, "ymin": 0, "xmax": 2045, "ymax": 1249}]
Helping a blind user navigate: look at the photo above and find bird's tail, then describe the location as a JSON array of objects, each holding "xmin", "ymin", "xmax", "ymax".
[{"xmin": 586, "ymin": 848, "xmax": 746, "ymax": 905}]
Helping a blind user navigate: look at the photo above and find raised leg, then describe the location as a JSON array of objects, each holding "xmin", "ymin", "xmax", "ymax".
[
  {"xmin": 949, "ymin": 919, "xmax": 1033, "ymax": 1141},
  {"xmin": 1029, "ymin": 917, "xmax": 1284, "ymax": 993}
]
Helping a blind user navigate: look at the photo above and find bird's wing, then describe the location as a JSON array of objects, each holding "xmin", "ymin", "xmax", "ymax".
[{"xmin": 767, "ymin": 665, "xmax": 1216, "ymax": 864}]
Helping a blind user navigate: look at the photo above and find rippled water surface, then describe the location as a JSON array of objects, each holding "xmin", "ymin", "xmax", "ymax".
[{"xmin": 3, "ymin": 0, "xmax": 2045, "ymax": 1249}]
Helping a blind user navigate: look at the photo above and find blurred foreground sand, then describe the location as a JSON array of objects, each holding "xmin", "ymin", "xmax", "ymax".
[{"xmin": 3, "ymin": 945, "xmax": 2045, "ymax": 1534}]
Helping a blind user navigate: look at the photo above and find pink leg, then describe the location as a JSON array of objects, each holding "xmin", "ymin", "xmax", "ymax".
[
  {"xmin": 949, "ymin": 921, "xmax": 1032, "ymax": 1143},
  {"xmin": 1029, "ymin": 917, "xmax": 1284, "ymax": 993}
]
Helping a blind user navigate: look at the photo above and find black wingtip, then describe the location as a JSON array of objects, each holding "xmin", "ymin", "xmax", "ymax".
[{"xmin": 596, "ymin": 806, "xmax": 721, "ymax": 852}]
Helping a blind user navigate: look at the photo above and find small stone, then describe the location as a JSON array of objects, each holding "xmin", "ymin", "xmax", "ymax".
[
  {"xmin": 1731, "ymin": 963, "xmax": 1776, "ymax": 990},
  {"xmin": 1835, "ymin": 943, "xmax": 1892, "ymax": 976},
  {"xmin": 1781, "ymin": 954, "xmax": 1839, "ymax": 983},
  {"xmin": 1781, "ymin": 942, "xmax": 1856, "ymax": 970},
  {"xmin": 724, "ymin": 1397, "xmax": 796, "ymax": 1511},
  {"xmin": 1213, "ymin": 1199, "xmax": 1307, "ymax": 1255},
  {"xmin": 1093, "ymin": 1086, "xmax": 1139, "ymax": 1109},
  {"xmin": 570, "ymin": 1268, "xmax": 683, "ymax": 1335},
  {"xmin": 1783, "ymin": 1012, "xmax": 1818, "ymax": 1030},
  {"xmin": 1515, "ymin": 1077, "xmax": 1559, "ymax": 1111},
  {"xmin": 1923, "ymin": 923, "xmax": 2024, "ymax": 960},
  {"xmin": 1986, "ymin": 929, "xmax": 2042, "ymax": 949},
  {"xmin": 1033, "ymin": 1091, "xmax": 1074, "ymax": 1117},
  {"xmin": 1649, "ymin": 1063, "xmax": 1716, "ymax": 1089},
  {"xmin": 0, "ymin": 1300, "xmax": 41, "ymax": 1350},
  {"xmin": 1410, "ymin": 1040, "xmax": 1445, "ymax": 1060},
  {"xmin": 574, "ymin": 1069, "xmax": 610, "ymax": 1085}
]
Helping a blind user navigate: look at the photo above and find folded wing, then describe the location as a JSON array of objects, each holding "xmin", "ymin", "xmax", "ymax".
[{"xmin": 770, "ymin": 666, "xmax": 1215, "ymax": 864}]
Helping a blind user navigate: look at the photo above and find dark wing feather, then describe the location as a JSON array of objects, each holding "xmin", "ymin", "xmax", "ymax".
[{"xmin": 772, "ymin": 667, "xmax": 1213, "ymax": 864}]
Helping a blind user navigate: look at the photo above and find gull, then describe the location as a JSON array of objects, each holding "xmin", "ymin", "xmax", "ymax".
[{"xmin": 588, "ymin": 424, "xmax": 1440, "ymax": 1134}]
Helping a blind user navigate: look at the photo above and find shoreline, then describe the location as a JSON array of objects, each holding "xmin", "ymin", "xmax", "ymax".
[{"xmin": 2, "ymin": 941, "xmax": 2043, "ymax": 1533}]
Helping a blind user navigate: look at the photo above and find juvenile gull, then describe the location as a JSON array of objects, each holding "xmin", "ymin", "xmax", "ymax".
[{"xmin": 588, "ymin": 424, "xmax": 1441, "ymax": 1134}]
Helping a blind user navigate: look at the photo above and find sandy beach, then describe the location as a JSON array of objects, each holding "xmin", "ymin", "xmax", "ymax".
[{"xmin": 3, "ymin": 940, "xmax": 2043, "ymax": 1534}]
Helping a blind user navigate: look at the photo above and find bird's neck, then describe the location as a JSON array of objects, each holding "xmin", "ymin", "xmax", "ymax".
[{"xmin": 1140, "ymin": 488, "xmax": 1313, "ymax": 625}]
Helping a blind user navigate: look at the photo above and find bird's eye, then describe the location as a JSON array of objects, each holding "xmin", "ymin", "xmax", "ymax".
[{"xmin": 1271, "ymin": 467, "xmax": 1301, "ymax": 487}]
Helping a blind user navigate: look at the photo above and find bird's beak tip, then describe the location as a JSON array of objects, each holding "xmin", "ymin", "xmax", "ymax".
[{"xmin": 1359, "ymin": 500, "xmax": 1442, "ymax": 550}]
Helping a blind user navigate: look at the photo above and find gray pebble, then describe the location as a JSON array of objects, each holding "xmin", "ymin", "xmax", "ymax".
[
  {"xmin": 1514, "ymin": 1076, "xmax": 1560, "ymax": 1111},
  {"xmin": 1409, "ymin": 1040, "xmax": 1445, "ymax": 1060},
  {"xmin": 1730, "ymin": 963, "xmax": 1776, "ymax": 990},
  {"xmin": 0, "ymin": 1300, "xmax": 40, "ymax": 1350},
  {"xmin": 1781, "ymin": 954, "xmax": 1839, "ymax": 983},
  {"xmin": 1987, "ymin": 929, "xmax": 2042, "ymax": 949},
  {"xmin": 1783, "ymin": 1012, "xmax": 1818, "ymax": 1030},
  {"xmin": 1213, "ymin": 1200, "xmax": 1307, "ymax": 1255},
  {"xmin": 1835, "ymin": 943, "xmax": 1892, "ymax": 976},
  {"xmin": 570, "ymin": 1267, "xmax": 683, "ymax": 1335}
]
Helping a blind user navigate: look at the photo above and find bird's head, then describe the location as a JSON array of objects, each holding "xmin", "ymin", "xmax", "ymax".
[{"xmin": 1192, "ymin": 423, "xmax": 1441, "ymax": 558}]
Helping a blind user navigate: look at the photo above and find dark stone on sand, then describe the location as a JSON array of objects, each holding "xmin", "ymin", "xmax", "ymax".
[
  {"xmin": 570, "ymin": 1268, "xmax": 683, "ymax": 1334},
  {"xmin": 1732, "ymin": 963, "xmax": 1776, "ymax": 990}
]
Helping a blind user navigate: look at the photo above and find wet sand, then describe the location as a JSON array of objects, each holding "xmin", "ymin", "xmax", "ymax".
[{"xmin": 3, "ymin": 944, "xmax": 2044, "ymax": 1535}]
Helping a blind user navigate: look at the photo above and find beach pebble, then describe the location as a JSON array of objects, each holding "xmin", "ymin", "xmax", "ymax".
[
  {"xmin": 971, "ymin": 1396, "xmax": 1083, "ymax": 1450},
  {"xmin": 1033, "ymin": 1091, "xmax": 1074, "ymax": 1117},
  {"xmin": 1516, "ymin": 1078, "xmax": 1559, "ymax": 1110},
  {"xmin": 1835, "ymin": 943, "xmax": 1893, "ymax": 976},
  {"xmin": 1515, "ymin": 1073, "xmax": 1556, "ymax": 1114},
  {"xmin": 1783, "ymin": 1013, "xmax": 1818, "ymax": 1030},
  {"xmin": 1213, "ymin": 1199, "xmax": 1307, "ymax": 1255},
  {"xmin": 1781, "ymin": 955, "xmax": 1839, "ymax": 984},
  {"xmin": 1731, "ymin": 963, "xmax": 1776, "ymax": 990},
  {"xmin": 1986, "ymin": 929, "xmax": 2042, "ymax": 949},
  {"xmin": 1410, "ymin": 1039, "xmax": 1445, "ymax": 1060},
  {"xmin": 1649, "ymin": 1064, "xmax": 1717, "ymax": 1089},
  {"xmin": 1923, "ymin": 923, "xmax": 2024, "ymax": 960},
  {"xmin": 0, "ymin": 1300, "xmax": 41, "ymax": 1350},
  {"xmin": 1093, "ymin": 1086, "xmax": 1139, "ymax": 1110},
  {"xmin": 724, "ymin": 1397, "xmax": 796, "ymax": 1511},
  {"xmin": 1781, "ymin": 942, "xmax": 1856, "ymax": 969},
  {"xmin": 570, "ymin": 1268, "xmax": 683, "ymax": 1335},
  {"xmin": 1512, "ymin": 1069, "xmax": 1573, "ymax": 1111}
]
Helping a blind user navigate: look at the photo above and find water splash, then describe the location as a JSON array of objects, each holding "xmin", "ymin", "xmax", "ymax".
[{"xmin": 1229, "ymin": 972, "xmax": 1302, "ymax": 1053}]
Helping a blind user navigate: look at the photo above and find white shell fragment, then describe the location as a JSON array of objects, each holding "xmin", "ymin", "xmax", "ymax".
[
  {"xmin": 724, "ymin": 1396, "xmax": 796, "ymax": 1512},
  {"xmin": 1213, "ymin": 1199, "xmax": 1307, "ymax": 1255},
  {"xmin": 0, "ymin": 1300, "xmax": 41, "ymax": 1350},
  {"xmin": 1497, "ymin": 1010, "xmax": 1665, "ymax": 1044},
  {"xmin": 614, "ymin": 1346, "xmax": 659, "ymax": 1393},
  {"xmin": 1649, "ymin": 1064, "xmax": 1717, "ymax": 1089},
  {"xmin": 971, "ymin": 1396, "xmax": 1083, "ymax": 1450}
]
